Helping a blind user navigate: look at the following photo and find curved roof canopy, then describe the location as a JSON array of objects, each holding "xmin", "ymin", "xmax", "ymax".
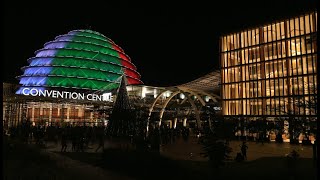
[{"xmin": 176, "ymin": 70, "xmax": 220, "ymax": 94}]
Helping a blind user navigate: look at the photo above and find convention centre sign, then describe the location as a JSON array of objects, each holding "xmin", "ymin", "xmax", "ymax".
[{"xmin": 21, "ymin": 88, "xmax": 113, "ymax": 102}]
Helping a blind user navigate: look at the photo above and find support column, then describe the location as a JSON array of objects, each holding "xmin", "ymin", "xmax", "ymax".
[
  {"xmin": 173, "ymin": 118, "xmax": 177, "ymax": 129},
  {"xmin": 159, "ymin": 109, "xmax": 165, "ymax": 127},
  {"xmin": 186, "ymin": 95, "xmax": 202, "ymax": 130},
  {"xmin": 67, "ymin": 105, "xmax": 70, "ymax": 122},
  {"xmin": 40, "ymin": 104, "xmax": 43, "ymax": 117},
  {"xmin": 259, "ymin": 27, "xmax": 267, "ymax": 115},
  {"xmin": 18, "ymin": 103, "xmax": 23, "ymax": 125},
  {"xmin": 60, "ymin": 104, "xmax": 64, "ymax": 124},
  {"xmin": 208, "ymin": 116, "xmax": 212, "ymax": 130},
  {"xmin": 49, "ymin": 104, "xmax": 52, "ymax": 123},
  {"xmin": 57, "ymin": 107, "xmax": 60, "ymax": 117},
  {"xmin": 90, "ymin": 111, "xmax": 94, "ymax": 125},
  {"xmin": 32, "ymin": 106, "xmax": 35, "ymax": 123},
  {"xmin": 13, "ymin": 103, "xmax": 18, "ymax": 126},
  {"xmin": 183, "ymin": 117, "xmax": 187, "ymax": 127}
]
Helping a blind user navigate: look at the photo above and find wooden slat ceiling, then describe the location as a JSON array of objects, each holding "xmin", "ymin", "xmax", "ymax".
[{"xmin": 176, "ymin": 70, "xmax": 220, "ymax": 94}]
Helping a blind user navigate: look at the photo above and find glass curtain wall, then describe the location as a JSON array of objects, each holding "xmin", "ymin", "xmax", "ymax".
[{"xmin": 220, "ymin": 11, "xmax": 317, "ymax": 118}]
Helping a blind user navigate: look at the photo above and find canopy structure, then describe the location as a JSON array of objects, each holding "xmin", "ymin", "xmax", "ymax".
[
  {"xmin": 147, "ymin": 70, "xmax": 221, "ymax": 130},
  {"xmin": 176, "ymin": 70, "xmax": 220, "ymax": 94}
]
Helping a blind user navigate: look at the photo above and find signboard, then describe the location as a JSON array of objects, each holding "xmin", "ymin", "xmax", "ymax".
[
  {"xmin": 213, "ymin": 107, "xmax": 221, "ymax": 110},
  {"xmin": 21, "ymin": 88, "xmax": 113, "ymax": 102}
]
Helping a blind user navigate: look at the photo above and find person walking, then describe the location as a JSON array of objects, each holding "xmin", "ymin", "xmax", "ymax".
[
  {"xmin": 95, "ymin": 132, "xmax": 105, "ymax": 152},
  {"xmin": 312, "ymin": 140, "xmax": 317, "ymax": 161},
  {"xmin": 61, "ymin": 131, "xmax": 68, "ymax": 152},
  {"xmin": 260, "ymin": 131, "xmax": 264, "ymax": 144},
  {"xmin": 240, "ymin": 141, "xmax": 248, "ymax": 160}
]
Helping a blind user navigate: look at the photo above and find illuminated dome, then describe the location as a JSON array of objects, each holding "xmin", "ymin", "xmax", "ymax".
[{"xmin": 16, "ymin": 29, "xmax": 142, "ymax": 94}]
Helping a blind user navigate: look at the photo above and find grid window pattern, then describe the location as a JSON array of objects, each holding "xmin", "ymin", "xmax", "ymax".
[{"xmin": 220, "ymin": 11, "xmax": 317, "ymax": 117}]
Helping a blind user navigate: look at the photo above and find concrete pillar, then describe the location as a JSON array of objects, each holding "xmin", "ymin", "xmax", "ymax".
[
  {"xmin": 173, "ymin": 118, "xmax": 178, "ymax": 129},
  {"xmin": 40, "ymin": 104, "xmax": 43, "ymax": 116},
  {"xmin": 3, "ymin": 103, "xmax": 5, "ymax": 124},
  {"xmin": 183, "ymin": 118, "xmax": 187, "ymax": 127},
  {"xmin": 57, "ymin": 106, "xmax": 60, "ymax": 117},
  {"xmin": 49, "ymin": 104, "xmax": 52, "ymax": 123},
  {"xmin": 208, "ymin": 117, "xmax": 212, "ymax": 130},
  {"xmin": 18, "ymin": 103, "xmax": 23, "ymax": 125},
  {"xmin": 159, "ymin": 109, "xmax": 165, "ymax": 126},
  {"xmin": 60, "ymin": 104, "xmax": 64, "ymax": 123},
  {"xmin": 32, "ymin": 106, "xmax": 35, "ymax": 122},
  {"xmin": 90, "ymin": 111, "xmax": 94, "ymax": 124},
  {"xmin": 67, "ymin": 105, "xmax": 70, "ymax": 122}
]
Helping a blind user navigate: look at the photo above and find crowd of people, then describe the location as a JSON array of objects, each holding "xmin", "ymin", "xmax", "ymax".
[
  {"xmin": 4, "ymin": 119, "xmax": 317, "ymax": 166},
  {"xmin": 6, "ymin": 121, "xmax": 107, "ymax": 152},
  {"xmin": 4, "ymin": 119, "xmax": 192, "ymax": 153}
]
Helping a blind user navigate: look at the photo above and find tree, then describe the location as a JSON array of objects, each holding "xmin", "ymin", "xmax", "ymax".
[
  {"xmin": 276, "ymin": 94, "xmax": 317, "ymax": 144},
  {"xmin": 213, "ymin": 115, "xmax": 236, "ymax": 141},
  {"xmin": 200, "ymin": 113, "xmax": 233, "ymax": 170},
  {"xmin": 200, "ymin": 133, "xmax": 232, "ymax": 169},
  {"xmin": 107, "ymin": 76, "xmax": 135, "ymax": 138}
]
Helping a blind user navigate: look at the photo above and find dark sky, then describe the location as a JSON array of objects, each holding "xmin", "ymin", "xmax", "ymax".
[{"xmin": 2, "ymin": 0, "xmax": 317, "ymax": 87}]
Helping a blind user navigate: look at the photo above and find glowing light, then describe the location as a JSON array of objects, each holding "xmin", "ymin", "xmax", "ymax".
[
  {"xmin": 142, "ymin": 87, "xmax": 146, "ymax": 98},
  {"xmin": 30, "ymin": 58, "xmax": 54, "ymax": 66},
  {"xmin": 17, "ymin": 29, "xmax": 143, "ymax": 93},
  {"xmin": 153, "ymin": 89, "xmax": 157, "ymax": 98}
]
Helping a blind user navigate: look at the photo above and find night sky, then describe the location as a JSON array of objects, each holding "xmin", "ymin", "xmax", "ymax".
[{"xmin": 2, "ymin": 0, "xmax": 317, "ymax": 87}]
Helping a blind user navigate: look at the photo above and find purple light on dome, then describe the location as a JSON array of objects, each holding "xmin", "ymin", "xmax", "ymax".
[
  {"xmin": 30, "ymin": 58, "xmax": 54, "ymax": 66},
  {"xmin": 68, "ymin": 31, "xmax": 80, "ymax": 36},
  {"xmin": 36, "ymin": 50, "xmax": 57, "ymax": 57},
  {"xmin": 20, "ymin": 77, "xmax": 47, "ymax": 86},
  {"xmin": 24, "ymin": 67, "xmax": 53, "ymax": 76},
  {"xmin": 55, "ymin": 36, "xmax": 74, "ymax": 41},
  {"xmin": 44, "ymin": 42, "xmax": 68, "ymax": 49}
]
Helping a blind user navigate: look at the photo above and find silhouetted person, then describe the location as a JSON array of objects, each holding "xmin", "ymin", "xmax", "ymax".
[
  {"xmin": 259, "ymin": 132, "xmax": 265, "ymax": 145},
  {"xmin": 61, "ymin": 131, "xmax": 68, "ymax": 152},
  {"xmin": 235, "ymin": 152, "xmax": 244, "ymax": 162},
  {"xmin": 151, "ymin": 128, "xmax": 160, "ymax": 153},
  {"xmin": 71, "ymin": 133, "xmax": 77, "ymax": 152},
  {"xmin": 287, "ymin": 150, "xmax": 299, "ymax": 177},
  {"xmin": 313, "ymin": 140, "xmax": 317, "ymax": 161},
  {"xmin": 182, "ymin": 127, "xmax": 189, "ymax": 142},
  {"xmin": 95, "ymin": 133, "xmax": 105, "ymax": 152},
  {"xmin": 241, "ymin": 141, "xmax": 248, "ymax": 160},
  {"xmin": 276, "ymin": 132, "xmax": 283, "ymax": 143}
]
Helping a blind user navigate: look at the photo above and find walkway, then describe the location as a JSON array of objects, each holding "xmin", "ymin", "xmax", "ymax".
[
  {"xmin": 43, "ymin": 136, "xmax": 314, "ymax": 162},
  {"xmin": 160, "ymin": 137, "xmax": 313, "ymax": 161},
  {"xmin": 4, "ymin": 137, "xmax": 134, "ymax": 180}
]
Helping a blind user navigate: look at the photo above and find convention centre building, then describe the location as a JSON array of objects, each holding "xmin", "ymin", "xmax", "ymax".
[
  {"xmin": 3, "ymin": 10, "xmax": 317, "ymax": 143},
  {"xmin": 3, "ymin": 30, "xmax": 220, "ymax": 130}
]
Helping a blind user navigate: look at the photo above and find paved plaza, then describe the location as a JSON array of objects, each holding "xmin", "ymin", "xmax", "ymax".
[
  {"xmin": 43, "ymin": 135, "xmax": 314, "ymax": 162},
  {"xmin": 4, "ymin": 134, "xmax": 316, "ymax": 180},
  {"xmin": 160, "ymin": 137, "xmax": 314, "ymax": 161}
]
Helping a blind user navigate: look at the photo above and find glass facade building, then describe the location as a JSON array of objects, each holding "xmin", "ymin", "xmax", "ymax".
[{"xmin": 220, "ymin": 11, "xmax": 317, "ymax": 119}]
